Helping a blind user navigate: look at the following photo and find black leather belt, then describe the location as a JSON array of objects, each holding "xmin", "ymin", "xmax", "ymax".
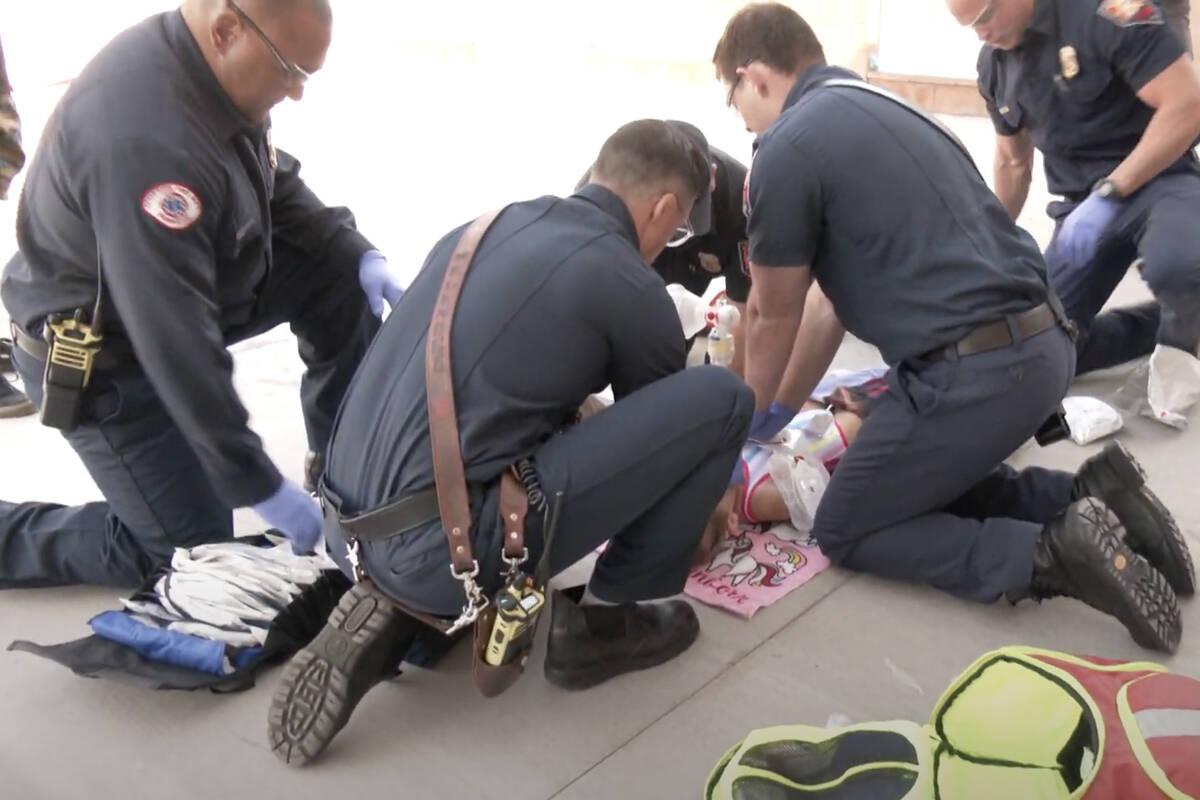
[
  {"xmin": 322, "ymin": 487, "xmax": 442, "ymax": 542},
  {"xmin": 9, "ymin": 321, "xmax": 128, "ymax": 371},
  {"xmin": 927, "ymin": 303, "xmax": 1058, "ymax": 361}
]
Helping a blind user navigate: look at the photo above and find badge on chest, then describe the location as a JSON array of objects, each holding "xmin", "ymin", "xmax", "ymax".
[{"xmin": 1059, "ymin": 46, "xmax": 1080, "ymax": 80}]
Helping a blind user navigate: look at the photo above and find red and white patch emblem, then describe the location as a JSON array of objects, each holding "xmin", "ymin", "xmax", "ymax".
[
  {"xmin": 1098, "ymin": 0, "xmax": 1163, "ymax": 26},
  {"xmin": 140, "ymin": 182, "xmax": 203, "ymax": 231},
  {"xmin": 739, "ymin": 240, "xmax": 751, "ymax": 276}
]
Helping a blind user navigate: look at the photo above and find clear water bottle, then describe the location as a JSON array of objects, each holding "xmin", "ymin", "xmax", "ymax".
[{"xmin": 706, "ymin": 303, "xmax": 739, "ymax": 367}]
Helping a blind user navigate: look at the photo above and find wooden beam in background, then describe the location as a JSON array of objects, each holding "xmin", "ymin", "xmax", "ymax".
[{"xmin": 866, "ymin": 71, "xmax": 986, "ymax": 116}]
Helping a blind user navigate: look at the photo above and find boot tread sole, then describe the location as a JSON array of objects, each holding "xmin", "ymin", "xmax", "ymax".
[
  {"xmin": 1078, "ymin": 501, "xmax": 1182, "ymax": 653},
  {"xmin": 268, "ymin": 585, "xmax": 398, "ymax": 766},
  {"xmin": 1094, "ymin": 444, "xmax": 1195, "ymax": 596}
]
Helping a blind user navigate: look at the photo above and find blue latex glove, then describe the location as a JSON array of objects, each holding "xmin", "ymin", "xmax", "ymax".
[
  {"xmin": 358, "ymin": 250, "xmax": 405, "ymax": 317},
  {"xmin": 748, "ymin": 402, "xmax": 797, "ymax": 443},
  {"xmin": 252, "ymin": 479, "xmax": 322, "ymax": 554},
  {"xmin": 1053, "ymin": 192, "xmax": 1121, "ymax": 270}
]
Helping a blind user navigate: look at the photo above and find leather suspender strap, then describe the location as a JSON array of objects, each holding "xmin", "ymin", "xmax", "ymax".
[
  {"xmin": 426, "ymin": 208, "xmax": 504, "ymax": 577},
  {"xmin": 498, "ymin": 468, "xmax": 529, "ymax": 565},
  {"xmin": 815, "ymin": 78, "xmax": 983, "ymax": 180},
  {"xmin": 816, "ymin": 78, "xmax": 1079, "ymax": 341}
]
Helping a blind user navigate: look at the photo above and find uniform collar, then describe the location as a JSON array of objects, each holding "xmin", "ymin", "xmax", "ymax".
[
  {"xmin": 164, "ymin": 10, "xmax": 258, "ymax": 139},
  {"xmin": 1028, "ymin": 0, "xmax": 1058, "ymax": 37},
  {"xmin": 575, "ymin": 184, "xmax": 641, "ymax": 250},
  {"xmin": 781, "ymin": 63, "xmax": 863, "ymax": 112}
]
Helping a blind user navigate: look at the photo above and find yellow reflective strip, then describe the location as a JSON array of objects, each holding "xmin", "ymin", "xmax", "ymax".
[
  {"xmin": 1010, "ymin": 646, "xmax": 1168, "ymax": 675},
  {"xmin": 729, "ymin": 762, "xmax": 920, "ymax": 793}
]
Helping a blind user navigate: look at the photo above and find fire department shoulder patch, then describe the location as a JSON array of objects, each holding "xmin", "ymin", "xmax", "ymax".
[
  {"xmin": 1097, "ymin": 0, "xmax": 1163, "ymax": 26},
  {"xmin": 141, "ymin": 182, "xmax": 203, "ymax": 231}
]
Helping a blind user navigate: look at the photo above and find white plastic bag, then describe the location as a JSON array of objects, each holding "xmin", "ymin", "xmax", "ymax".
[
  {"xmin": 1061, "ymin": 396, "xmax": 1123, "ymax": 445},
  {"xmin": 1147, "ymin": 344, "xmax": 1200, "ymax": 430},
  {"xmin": 766, "ymin": 453, "xmax": 831, "ymax": 532}
]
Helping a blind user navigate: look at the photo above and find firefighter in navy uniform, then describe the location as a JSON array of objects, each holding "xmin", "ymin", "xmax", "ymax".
[
  {"xmin": 715, "ymin": 3, "xmax": 1192, "ymax": 652},
  {"xmin": 958, "ymin": 0, "xmax": 1200, "ymax": 396},
  {"xmin": 579, "ymin": 122, "xmax": 753, "ymax": 372},
  {"xmin": 267, "ymin": 120, "xmax": 754, "ymax": 766},
  {"xmin": 0, "ymin": 0, "xmax": 403, "ymax": 588}
]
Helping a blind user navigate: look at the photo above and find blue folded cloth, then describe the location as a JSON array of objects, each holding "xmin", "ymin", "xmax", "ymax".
[{"xmin": 90, "ymin": 611, "xmax": 228, "ymax": 677}]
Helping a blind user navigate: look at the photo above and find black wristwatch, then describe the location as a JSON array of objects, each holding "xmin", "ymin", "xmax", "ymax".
[{"xmin": 1093, "ymin": 177, "xmax": 1123, "ymax": 200}]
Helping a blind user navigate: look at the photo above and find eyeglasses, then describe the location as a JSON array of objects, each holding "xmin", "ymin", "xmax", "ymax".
[
  {"xmin": 968, "ymin": 0, "xmax": 998, "ymax": 28},
  {"xmin": 666, "ymin": 218, "xmax": 695, "ymax": 249},
  {"xmin": 725, "ymin": 60, "xmax": 753, "ymax": 108},
  {"xmin": 228, "ymin": 0, "xmax": 312, "ymax": 86},
  {"xmin": 725, "ymin": 75, "xmax": 744, "ymax": 108}
]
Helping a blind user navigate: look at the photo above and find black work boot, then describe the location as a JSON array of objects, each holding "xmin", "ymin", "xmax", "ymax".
[
  {"xmin": 0, "ymin": 376, "xmax": 34, "ymax": 418},
  {"xmin": 303, "ymin": 450, "xmax": 323, "ymax": 495},
  {"xmin": 1074, "ymin": 442, "xmax": 1195, "ymax": 596},
  {"xmin": 544, "ymin": 586, "xmax": 700, "ymax": 691},
  {"xmin": 1020, "ymin": 498, "xmax": 1181, "ymax": 653},
  {"xmin": 269, "ymin": 581, "xmax": 419, "ymax": 766}
]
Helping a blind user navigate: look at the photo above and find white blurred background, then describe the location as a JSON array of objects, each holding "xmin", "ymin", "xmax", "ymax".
[
  {"xmin": 0, "ymin": 1, "xmax": 989, "ymax": 283},
  {"xmin": 0, "ymin": 1, "xmax": 1026, "ymax": 510}
]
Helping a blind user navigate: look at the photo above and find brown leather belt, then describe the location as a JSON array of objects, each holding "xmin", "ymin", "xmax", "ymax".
[{"xmin": 927, "ymin": 303, "xmax": 1058, "ymax": 361}]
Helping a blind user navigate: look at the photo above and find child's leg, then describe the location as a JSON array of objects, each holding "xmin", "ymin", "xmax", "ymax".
[{"xmin": 747, "ymin": 479, "xmax": 791, "ymax": 523}]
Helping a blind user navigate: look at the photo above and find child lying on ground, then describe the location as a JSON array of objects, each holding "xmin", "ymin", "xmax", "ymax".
[{"xmin": 693, "ymin": 372, "xmax": 887, "ymax": 564}]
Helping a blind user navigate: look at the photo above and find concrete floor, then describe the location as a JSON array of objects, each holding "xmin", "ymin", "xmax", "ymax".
[{"xmin": 2, "ymin": 36, "xmax": 1199, "ymax": 800}]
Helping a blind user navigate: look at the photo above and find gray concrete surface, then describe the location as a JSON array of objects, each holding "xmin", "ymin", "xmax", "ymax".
[{"xmin": 2, "ymin": 50, "xmax": 1198, "ymax": 800}]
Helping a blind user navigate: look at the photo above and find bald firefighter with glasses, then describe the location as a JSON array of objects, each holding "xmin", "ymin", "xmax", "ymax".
[{"xmin": 0, "ymin": 0, "xmax": 404, "ymax": 589}]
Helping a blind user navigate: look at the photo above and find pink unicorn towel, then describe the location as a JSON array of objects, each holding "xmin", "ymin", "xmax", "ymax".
[{"xmin": 685, "ymin": 523, "xmax": 830, "ymax": 618}]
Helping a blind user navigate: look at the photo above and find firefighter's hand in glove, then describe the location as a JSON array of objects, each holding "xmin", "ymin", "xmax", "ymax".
[
  {"xmin": 1054, "ymin": 192, "xmax": 1120, "ymax": 271},
  {"xmin": 252, "ymin": 479, "xmax": 322, "ymax": 554},
  {"xmin": 748, "ymin": 402, "xmax": 797, "ymax": 443},
  {"xmin": 358, "ymin": 250, "xmax": 405, "ymax": 317}
]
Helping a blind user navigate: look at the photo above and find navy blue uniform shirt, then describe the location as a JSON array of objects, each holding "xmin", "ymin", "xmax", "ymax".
[
  {"xmin": 325, "ymin": 184, "xmax": 686, "ymax": 515},
  {"xmin": 652, "ymin": 147, "xmax": 752, "ymax": 303},
  {"xmin": 748, "ymin": 65, "xmax": 1050, "ymax": 365},
  {"xmin": 1, "ymin": 12, "xmax": 374, "ymax": 506},
  {"xmin": 978, "ymin": 0, "xmax": 1191, "ymax": 197}
]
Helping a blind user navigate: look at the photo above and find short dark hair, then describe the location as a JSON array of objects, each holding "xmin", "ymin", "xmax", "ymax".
[
  {"xmin": 591, "ymin": 119, "xmax": 710, "ymax": 207},
  {"xmin": 712, "ymin": 3, "xmax": 826, "ymax": 84}
]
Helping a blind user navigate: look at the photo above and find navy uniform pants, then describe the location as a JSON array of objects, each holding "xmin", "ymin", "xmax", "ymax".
[
  {"xmin": 1047, "ymin": 171, "xmax": 1200, "ymax": 375},
  {"xmin": 0, "ymin": 252, "xmax": 377, "ymax": 589},
  {"xmin": 812, "ymin": 324, "xmax": 1077, "ymax": 603},
  {"xmin": 325, "ymin": 367, "xmax": 754, "ymax": 617}
]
